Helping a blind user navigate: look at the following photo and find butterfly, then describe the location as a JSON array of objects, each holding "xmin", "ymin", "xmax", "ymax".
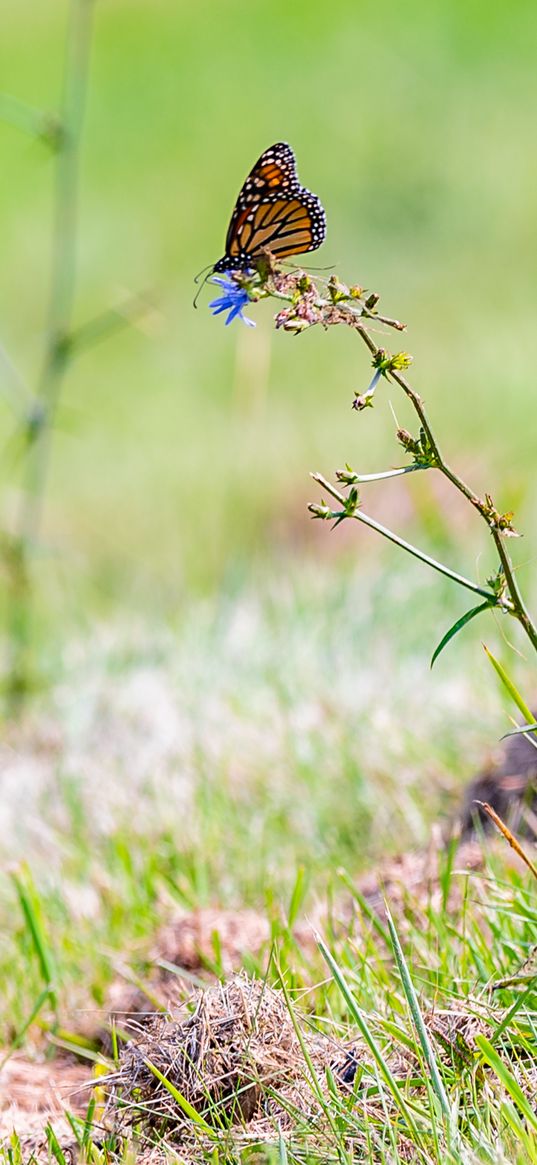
[{"xmin": 212, "ymin": 142, "xmax": 326, "ymax": 274}]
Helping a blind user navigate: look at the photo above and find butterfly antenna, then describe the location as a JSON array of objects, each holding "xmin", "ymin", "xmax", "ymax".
[{"xmin": 192, "ymin": 263, "xmax": 214, "ymax": 309}]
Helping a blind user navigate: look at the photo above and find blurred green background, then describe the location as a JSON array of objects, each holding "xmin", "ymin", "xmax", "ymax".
[{"xmin": 1, "ymin": 0, "xmax": 537, "ymax": 624}]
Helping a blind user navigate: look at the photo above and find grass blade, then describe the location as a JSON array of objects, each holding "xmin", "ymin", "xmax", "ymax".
[
  {"xmin": 287, "ymin": 865, "xmax": 308, "ymax": 929},
  {"xmin": 10, "ymin": 863, "xmax": 57, "ymax": 1013},
  {"xmin": 385, "ymin": 905, "xmax": 452, "ymax": 1123},
  {"xmin": 143, "ymin": 1056, "xmax": 215, "ymax": 1134},
  {"xmin": 316, "ymin": 933, "xmax": 424, "ymax": 1143},
  {"xmin": 476, "ymin": 1035, "xmax": 537, "ymax": 1132}
]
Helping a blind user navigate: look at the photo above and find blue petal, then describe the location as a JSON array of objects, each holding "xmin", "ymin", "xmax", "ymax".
[
  {"xmin": 209, "ymin": 295, "xmax": 233, "ymax": 311},
  {"xmin": 225, "ymin": 301, "xmax": 244, "ymax": 324},
  {"xmin": 208, "ymin": 274, "xmax": 255, "ymax": 326}
]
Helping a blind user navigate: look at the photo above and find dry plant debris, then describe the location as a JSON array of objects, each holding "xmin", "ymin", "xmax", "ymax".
[
  {"xmin": 107, "ymin": 973, "xmax": 359, "ymax": 1149},
  {"xmin": 105, "ymin": 972, "xmax": 517, "ymax": 1160},
  {"xmin": 93, "ymin": 907, "xmax": 277, "ymax": 1051},
  {"xmin": 94, "ymin": 905, "xmax": 320, "ymax": 1052},
  {"xmin": 95, "ymin": 837, "xmax": 521, "ymax": 1054}
]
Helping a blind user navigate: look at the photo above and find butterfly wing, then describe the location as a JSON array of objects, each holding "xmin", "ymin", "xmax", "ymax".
[{"xmin": 214, "ymin": 143, "xmax": 326, "ymax": 272}]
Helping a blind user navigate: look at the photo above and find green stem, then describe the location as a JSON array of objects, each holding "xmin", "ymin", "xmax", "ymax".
[
  {"xmin": 350, "ymin": 323, "xmax": 537, "ymax": 655},
  {"xmin": 7, "ymin": 0, "xmax": 95, "ymax": 703},
  {"xmin": 341, "ymin": 465, "xmax": 425, "ymax": 484},
  {"xmin": 0, "ymin": 340, "xmax": 34, "ymax": 418},
  {"xmin": 273, "ymin": 274, "xmax": 537, "ymax": 651},
  {"xmin": 491, "ymin": 532, "xmax": 537, "ymax": 652},
  {"xmin": 27, "ymin": 0, "xmax": 95, "ymax": 519},
  {"xmin": 312, "ymin": 473, "xmax": 500, "ymax": 605}
]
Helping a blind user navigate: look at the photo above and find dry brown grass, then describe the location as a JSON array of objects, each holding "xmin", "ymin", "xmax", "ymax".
[
  {"xmin": 0, "ymin": 1053, "xmax": 91, "ymax": 1159},
  {"xmin": 105, "ymin": 973, "xmax": 361, "ymax": 1154}
]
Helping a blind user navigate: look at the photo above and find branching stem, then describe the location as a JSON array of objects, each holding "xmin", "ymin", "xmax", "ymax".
[
  {"xmin": 383, "ymin": 369, "xmax": 537, "ymax": 653},
  {"xmin": 333, "ymin": 309, "xmax": 537, "ymax": 654},
  {"xmin": 292, "ymin": 281, "xmax": 537, "ymax": 653},
  {"xmin": 312, "ymin": 473, "xmax": 500, "ymax": 605}
]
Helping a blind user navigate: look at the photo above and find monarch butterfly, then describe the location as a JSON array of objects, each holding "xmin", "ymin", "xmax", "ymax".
[{"xmin": 213, "ymin": 142, "xmax": 326, "ymax": 273}]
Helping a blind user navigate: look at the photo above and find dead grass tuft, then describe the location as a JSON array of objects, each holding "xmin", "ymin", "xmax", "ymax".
[
  {"xmin": 107, "ymin": 973, "xmax": 354, "ymax": 1148},
  {"xmin": 93, "ymin": 907, "xmax": 277, "ymax": 1052}
]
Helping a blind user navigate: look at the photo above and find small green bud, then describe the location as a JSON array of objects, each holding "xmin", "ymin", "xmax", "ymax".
[
  {"xmin": 373, "ymin": 349, "xmax": 413, "ymax": 374},
  {"xmin": 308, "ymin": 501, "xmax": 332, "ymax": 520},
  {"xmin": 335, "ymin": 465, "xmax": 360, "ymax": 485},
  {"xmin": 486, "ymin": 568, "xmax": 508, "ymax": 598},
  {"xmin": 297, "ymin": 274, "xmax": 313, "ymax": 293},
  {"xmin": 480, "ymin": 494, "xmax": 519, "ymax": 536},
  {"xmin": 396, "ymin": 426, "xmax": 436, "ymax": 467},
  {"xmin": 396, "ymin": 428, "xmax": 421, "ymax": 455}
]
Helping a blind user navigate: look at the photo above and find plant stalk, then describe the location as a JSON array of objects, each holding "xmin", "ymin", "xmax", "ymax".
[
  {"xmin": 348, "ymin": 321, "xmax": 537, "ymax": 654},
  {"xmin": 311, "ymin": 473, "xmax": 499, "ymax": 604},
  {"xmin": 6, "ymin": 0, "xmax": 95, "ymax": 704}
]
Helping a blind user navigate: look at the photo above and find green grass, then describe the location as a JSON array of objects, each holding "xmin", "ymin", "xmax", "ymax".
[{"xmin": 1, "ymin": 563, "xmax": 537, "ymax": 1161}]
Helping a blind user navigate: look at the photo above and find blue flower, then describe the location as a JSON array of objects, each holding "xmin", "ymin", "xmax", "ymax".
[{"xmin": 209, "ymin": 274, "xmax": 256, "ymax": 327}]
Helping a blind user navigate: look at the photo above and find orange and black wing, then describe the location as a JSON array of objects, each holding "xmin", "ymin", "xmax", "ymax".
[{"xmin": 214, "ymin": 143, "xmax": 326, "ymax": 273}]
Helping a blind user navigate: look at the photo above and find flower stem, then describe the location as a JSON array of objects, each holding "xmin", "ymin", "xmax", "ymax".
[
  {"xmin": 343, "ymin": 465, "xmax": 425, "ymax": 483},
  {"xmin": 353, "ymin": 331, "xmax": 537, "ymax": 653},
  {"xmin": 311, "ymin": 473, "xmax": 500, "ymax": 605}
]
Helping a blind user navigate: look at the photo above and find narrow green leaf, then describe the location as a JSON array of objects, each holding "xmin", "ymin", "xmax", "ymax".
[
  {"xmin": 482, "ymin": 646, "xmax": 534, "ymax": 725},
  {"xmin": 276, "ymin": 966, "xmax": 336, "ymax": 1129},
  {"xmin": 431, "ymin": 601, "xmax": 492, "ymax": 668},
  {"xmin": 385, "ymin": 905, "xmax": 452, "ymax": 1124},
  {"xmin": 499, "ymin": 1101, "xmax": 537, "ymax": 1163},
  {"xmin": 10, "ymin": 864, "xmax": 57, "ymax": 1011},
  {"xmin": 336, "ymin": 870, "xmax": 391, "ymax": 944},
  {"xmin": 0, "ymin": 93, "xmax": 50, "ymax": 141},
  {"xmin": 287, "ymin": 865, "xmax": 307, "ymax": 929},
  {"xmin": 0, "ymin": 988, "xmax": 51, "ymax": 1066},
  {"xmin": 82, "ymin": 1094, "xmax": 97, "ymax": 1147},
  {"xmin": 143, "ymin": 1056, "xmax": 215, "ymax": 1133},
  {"xmin": 490, "ymin": 980, "xmax": 537, "ymax": 1042},
  {"xmin": 500, "ymin": 722, "xmax": 537, "ymax": 740},
  {"xmin": 64, "ymin": 1109, "xmax": 84, "ymax": 1149},
  {"xmin": 45, "ymin": 1124, "xmax": 67, "ymax": 1165},
  {"xmin": 110, "ymin": 1020, "xmax": 119, "ymax": 1067}
]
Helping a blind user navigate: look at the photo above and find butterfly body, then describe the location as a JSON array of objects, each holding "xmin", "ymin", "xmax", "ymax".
[{"xmin": 213, "ymin": 142, "xmax": 326, "ymax": 273}]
